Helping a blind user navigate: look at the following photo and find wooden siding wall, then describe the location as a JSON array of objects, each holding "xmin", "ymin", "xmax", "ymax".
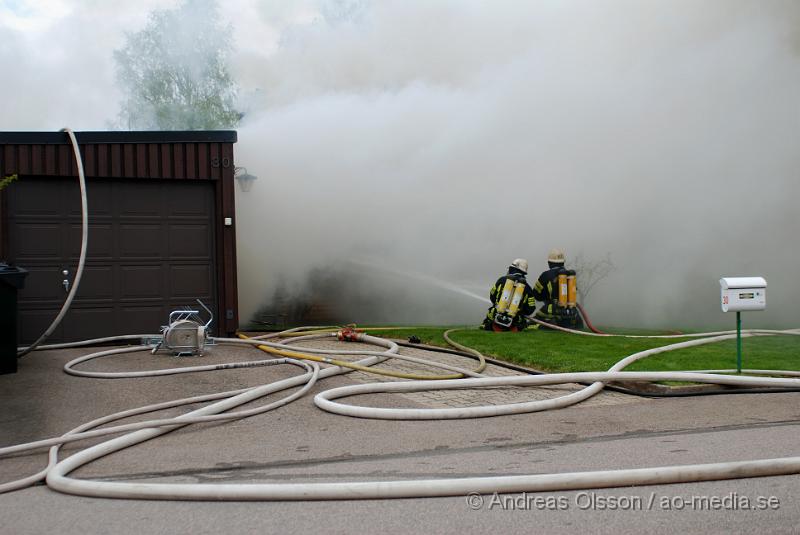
[
  {"xmin": 1, "ymin": 142, "xmax": 232, "ymax": 181},
  {"xmin": 0, "ymin": 139, "xmax": 239, "ymax": 335}
]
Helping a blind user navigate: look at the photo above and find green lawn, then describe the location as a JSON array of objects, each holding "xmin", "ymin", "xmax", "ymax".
[{"xmin": 361, "ymin": 326, "xmax": 800, "ymax": 373}]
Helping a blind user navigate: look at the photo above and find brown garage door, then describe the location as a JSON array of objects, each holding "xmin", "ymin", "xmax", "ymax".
[{"xmin": 9, "ymin": 176, "xmax": 217, "ymax": 343}]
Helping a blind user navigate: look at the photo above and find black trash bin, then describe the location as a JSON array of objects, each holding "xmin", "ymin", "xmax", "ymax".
[{"xmin": 0, "ymin": 263, "xmax": 28, "ymax": 374}]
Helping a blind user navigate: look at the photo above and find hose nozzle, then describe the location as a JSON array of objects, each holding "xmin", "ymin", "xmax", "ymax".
[{"xmin": 337, "ymin": 327, "xmax": 361, "ymax": 342}]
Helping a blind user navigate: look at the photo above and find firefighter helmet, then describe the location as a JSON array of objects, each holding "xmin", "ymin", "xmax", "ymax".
[
  {"xmin": 547, "ymin": 248, "xmax": 565, "ymax": 264},
  {"xmin": 510, "ymin": 258, "xmax": 528, "ymax": 274}
]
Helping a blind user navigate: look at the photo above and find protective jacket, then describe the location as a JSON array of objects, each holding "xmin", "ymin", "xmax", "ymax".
[
  {"xmin": 532, "ymin": 265, "xmax": 562, "ymax": 320},
  {"xmin": 483, "ymin": 266, "xmax": 536, "ymax": 331}
]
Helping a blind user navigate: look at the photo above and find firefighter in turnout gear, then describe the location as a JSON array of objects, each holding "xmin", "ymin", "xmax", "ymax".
[
  {"xmin": 532, "ymin": 248, "xmax": 583, "ymax": 329},
  {"xmin": 483, "ymin": 259, "xmax": 536, "ymax": 332}
]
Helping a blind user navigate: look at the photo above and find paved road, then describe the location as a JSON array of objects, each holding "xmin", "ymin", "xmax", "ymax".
[{"xmin": 1, "ymin": 342, "xmax": 798, "ymax": 534}]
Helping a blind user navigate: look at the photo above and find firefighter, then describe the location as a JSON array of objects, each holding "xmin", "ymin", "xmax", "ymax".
[
  {"xmin": 532, "ymin": 248, "xmax": 566, "ymax": 325},
  {"xmin": 483, "ymin": 259, "xmax": 536, "ymax": 332},
  {"xmin": 532, "ymin": 248, "xmax": 583, "ymax": 328}
]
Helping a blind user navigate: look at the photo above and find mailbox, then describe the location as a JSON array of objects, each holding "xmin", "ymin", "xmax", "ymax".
[{"xmin": 719, "ymin": 277, "xmax": 766, "ymax": 313}]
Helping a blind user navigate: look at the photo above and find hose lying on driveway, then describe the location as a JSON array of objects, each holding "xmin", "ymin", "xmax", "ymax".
[
  {"xmin": 398, "ymin": 339, "xmax": 800, "ymax": 397},
  {"xmin": 2, "ymin": 327, "xmax": 800, "ymax": 500}
]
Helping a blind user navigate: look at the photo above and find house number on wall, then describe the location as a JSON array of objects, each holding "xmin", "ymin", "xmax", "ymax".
[{"xmin": 211, "ymin": 157, "xmax": 232, "ymax": 168}]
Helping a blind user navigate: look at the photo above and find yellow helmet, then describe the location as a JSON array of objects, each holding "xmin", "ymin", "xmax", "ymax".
[{"xmin": 547, "ymin": 248, "xmax": 565, "ymax": 264}]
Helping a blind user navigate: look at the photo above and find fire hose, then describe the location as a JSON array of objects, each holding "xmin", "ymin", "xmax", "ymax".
[
  {"xmin": 5, "ymin": 128, "xmax": 800, "ymax": 500},
  {"xmin": 3, "ymin": 326, "xmax": 800, "ymax": 501},
  {"xmin": 16, "ymin": 128, "xmax": 87, "ymax": 358}
]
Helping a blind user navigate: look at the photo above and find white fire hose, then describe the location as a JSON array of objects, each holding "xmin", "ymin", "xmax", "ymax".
[
  {"xmin": 2, "ymin": 327, "xmax": 799, "ymax": 500},
  {"xmin": 17, "ymin": 128, "xmax": 88, "ymax": 358},
  {"xmin": 6, "ymin": 131, "xmax": 800, "ymax": 502}
]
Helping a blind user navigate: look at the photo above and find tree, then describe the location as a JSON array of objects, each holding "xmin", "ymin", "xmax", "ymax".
[
  {"xmin": 0, "ymin": 174, "xmax": 18, "ymax": 191},
  {"xmin": 113, "ymin": 0, "xmax": 241, "ymax": 130},
  {"xmin": 572, "ymin": 252, "xmax": 615, "ymax": 306}
]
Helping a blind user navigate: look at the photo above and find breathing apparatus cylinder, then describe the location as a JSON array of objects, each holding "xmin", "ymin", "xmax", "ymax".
[
  {"xmin": 507, "ymin": 282, "xmax": 526, "ymax": 317},
  {"xmin": 494, "ymin": 278, "xmax": 527, "ymax": 328},
  {"xmin": 557, "ymin": 269, "xmax": 568, "ymax": 308},
  {"xmin": 549, "ymin": 267, "xmax": 582, "ymax": 329},
  {"xmin": 495, "ymin": 278, "xmax": 516, "ymax": 315},
  {"xmin": 567, "ymin": 270, "xmax": 577, "ymax": 308}
]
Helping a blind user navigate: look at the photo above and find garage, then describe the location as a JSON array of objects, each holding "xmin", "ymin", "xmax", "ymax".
[{"xmin": 0, "ymin": 131, "xmax": 240, "ymax": 343}]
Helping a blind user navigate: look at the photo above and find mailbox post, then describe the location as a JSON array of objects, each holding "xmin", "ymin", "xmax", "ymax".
[{"xmin": 719, "ymin": 277, "xmax": 767, "ymax": 373}]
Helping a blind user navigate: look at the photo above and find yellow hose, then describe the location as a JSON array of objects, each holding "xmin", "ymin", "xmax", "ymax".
[
  {"xmin": 443, "ymin": 328, "xmax": 487, "ymax": 374},
  {"xmin": 256, "ymin": 329, "xmax": 341, "ymax": 338},
  {"xmin": 237, "ymin": 332, "xmax": 485, "ymax": 380},
  {"xmin": 252, "ymin": 326, "xmax": 425, "ymax": 338}
]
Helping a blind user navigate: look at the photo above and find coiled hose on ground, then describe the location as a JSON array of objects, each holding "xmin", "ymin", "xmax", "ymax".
[
  {"xmin": 3, "ymin": 325, "xmax": 800, "ymax": 501},
  {"xmin": 7, "ymin": 129, "xmax": 799, "ymax": 501}
]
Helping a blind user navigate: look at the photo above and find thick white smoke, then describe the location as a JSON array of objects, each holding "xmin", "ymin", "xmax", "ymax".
[
  {"xmin": 0, "ymin": 1, "xmax": 177, "ymax": 129},
  {"xmin": 235, "ymin": 0, "xmax": 800, "ymax": 329},
  {"xmin": 1, "ymin": 1, "xmax": 798, "ymax": 329}
]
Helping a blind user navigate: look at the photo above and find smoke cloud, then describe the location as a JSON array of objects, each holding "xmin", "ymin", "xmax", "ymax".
[
  {"xmin": 2, "ymin": 1, "xmax": 798, "ymax": 329},
  {"xmin": 235, "ymin": 0, "xmax": 800, "ymax": 329}
]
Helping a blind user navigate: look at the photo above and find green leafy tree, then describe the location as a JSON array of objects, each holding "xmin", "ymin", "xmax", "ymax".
[
  {"xmin": 114, "ymin": 0, "xmax": 241, "ymax": 130},
  {"xmin": 0, "ymin": 174, "xmax": 18, "ymax": 191}
]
